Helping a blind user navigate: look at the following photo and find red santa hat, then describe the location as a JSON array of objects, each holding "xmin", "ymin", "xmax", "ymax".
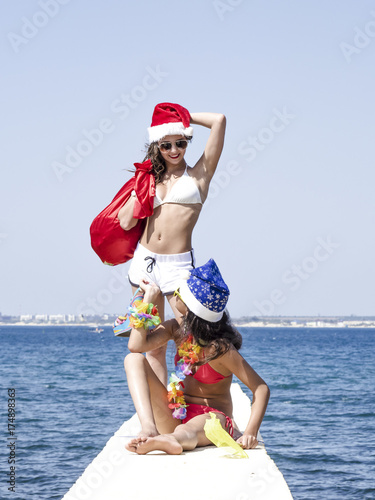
[{"xmin": 148, "ymin": 102, "xmax": 193, "ymax": 143}]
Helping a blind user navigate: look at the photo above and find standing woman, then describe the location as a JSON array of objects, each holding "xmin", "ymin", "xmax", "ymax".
[{"xmin": 117, "ymin": 103, "xmax": 226, "ymax": 385}]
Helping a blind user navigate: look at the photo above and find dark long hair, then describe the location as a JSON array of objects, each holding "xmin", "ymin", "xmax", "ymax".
[
  {"xmin": 177, "ymin": 310, "xmax": 242, "ymax": 364},
  {"xmin": 143, "ymin": 135, "xmax": 193, "ymax": 184},
  {"xmin": 143, "ymin": 142, "xmax": 166, "ymax": 184}
]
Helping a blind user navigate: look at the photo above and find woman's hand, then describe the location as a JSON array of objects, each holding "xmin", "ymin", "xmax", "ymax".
[
  {"xmin": 236, "ymin": 433, "xmax": 258, "ymax": 449},
  {"xmin": 139, "ymin": 278, "xmax": 161, "ymax": 304}
]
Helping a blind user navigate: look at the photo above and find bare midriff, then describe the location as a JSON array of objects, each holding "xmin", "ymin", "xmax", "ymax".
[
  {"xmin": 139, "ymin": 202, "xmax": 202, "ymax": 254},
  {"xmin": 183, "ymin": 374, "xmax": 234, "ymax": 417}
]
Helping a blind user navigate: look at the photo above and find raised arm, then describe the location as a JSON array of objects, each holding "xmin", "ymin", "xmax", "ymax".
[
  {"xmin": 190, "ymin": 112, "xmax": 226, "ymax": 184},
  {"xmin": 221, "ymin": 348, "xmax": 270, "ymax": 449},
  {"xmin": 127, "ymin": 282, "xmax": 177, "ymax": 352}
]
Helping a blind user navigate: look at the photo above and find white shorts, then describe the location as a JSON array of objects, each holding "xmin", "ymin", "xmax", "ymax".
[{"xmin": 128, "ymin": 243, "xmax": 195, "ymax": 295}]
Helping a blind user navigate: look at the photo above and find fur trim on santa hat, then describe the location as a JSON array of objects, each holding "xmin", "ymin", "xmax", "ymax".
[
  {"xmin": 147, "ymin": 102, "xmax": 193, "ymax": 143},
  {"xmin": 148, "ymin": 122, "xmax": 193, "ymax": 143}
]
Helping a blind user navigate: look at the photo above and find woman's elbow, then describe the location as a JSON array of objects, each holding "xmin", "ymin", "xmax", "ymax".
[
  {"xmin": 216, "ymin": 113, "xmax": 226, "ymax": 126},
  {"xmin": 118, "ymin": 216, "xmax": 137, "ymax": 231},
  {"xmin": 127, "ymin": 338, "xmax": 142, "ymax": 353},
  {"xmin": 264, "ymin": 383, "xmax": 271, "ymax": 401},
  {"xmin": 127, "ymin": 343, "xmax": 136, "ymax": 353},
  {"xmin": 213, "ymin": 114, "xmax": 226, "ymax": 134},
  {"xmin": 128, "ymin": 345, "xmax": 143, "ymax": 353},
  {"xmin": 256, "ymin": 382, "xmax": 270, "ymax": 402}
]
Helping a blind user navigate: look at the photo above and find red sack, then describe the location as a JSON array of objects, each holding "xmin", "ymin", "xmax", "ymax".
[{"xmin": 90, "ymin": 160, "xmax": 155, "ymax": 266}]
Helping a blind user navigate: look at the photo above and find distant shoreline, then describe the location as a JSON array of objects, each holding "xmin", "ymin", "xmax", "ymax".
[{"xmin": 2, "ymin": 320, "xmax": 375, "ymax": 329}]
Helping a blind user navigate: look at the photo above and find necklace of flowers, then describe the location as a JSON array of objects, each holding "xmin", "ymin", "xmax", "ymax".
[
  {"xmin": 167, "ymin": 333, "xmax": 201, "ymax": 419},
  {"xmin": 128, "ymin": 298, "xmax": 161, "ymax": 330}
]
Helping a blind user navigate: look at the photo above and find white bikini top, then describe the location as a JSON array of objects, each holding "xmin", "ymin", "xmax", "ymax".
[{"xmin": 153, "ymin": 168, "xmax": 203, "ymax": 209}]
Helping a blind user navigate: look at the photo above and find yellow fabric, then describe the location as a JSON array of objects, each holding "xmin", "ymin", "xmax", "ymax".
[{"xmin": 204, "ymin": 412, "xmax": 248, "ymax": 459}]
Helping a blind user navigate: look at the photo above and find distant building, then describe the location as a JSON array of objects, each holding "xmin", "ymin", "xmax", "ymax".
[
  {"xmin": 35, "ymin": 314, "xmax": 48, "ymax": 322},
  {"xmin": 20, "ymin": 314, "xmax": 33, "ymax": 322},
  {"xmin": 49, "ymin": 314, "xmax": 66, "ymax": 322}
]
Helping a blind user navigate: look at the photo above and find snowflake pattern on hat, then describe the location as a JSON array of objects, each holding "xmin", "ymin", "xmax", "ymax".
[{"xmin": 187, "ymin": 259, "xmax": 229, "ymax": 313}]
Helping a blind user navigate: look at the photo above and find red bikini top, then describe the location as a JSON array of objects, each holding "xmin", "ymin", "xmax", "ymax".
[{"xmin": 174, "ymin": 353, "xmax": 231, "ymax": 385}]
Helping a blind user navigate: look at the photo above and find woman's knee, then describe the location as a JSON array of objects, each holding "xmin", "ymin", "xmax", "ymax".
[
  {"xmin": 173, "ymin": 422, "xmax": 198, "ymax": 438},
  {"xmin": 173, "ymin": 423, "xmax": 186, "ymax": 433},
  {"xmin": 172, "ymin": 423, "xmax": 199, "ymax": 450},
  {"xmin": 124, "ymin": 352, "xmax": 145, "ymax": 372}
]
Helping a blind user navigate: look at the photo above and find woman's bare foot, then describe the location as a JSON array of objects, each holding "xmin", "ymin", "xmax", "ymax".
[{"xmin": 125, "ymin": 435, "xmax": 183, "ymax": 455}]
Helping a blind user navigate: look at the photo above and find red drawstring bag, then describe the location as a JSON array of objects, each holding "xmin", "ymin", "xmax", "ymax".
[{"xmin": 90, "ymin": 160, "xmax": 155, "ymax": 266}]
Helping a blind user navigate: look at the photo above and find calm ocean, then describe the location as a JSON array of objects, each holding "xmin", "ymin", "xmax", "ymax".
[{"xmin": 1, "ymin": 326, "xmax": 374, "ymax": 500}]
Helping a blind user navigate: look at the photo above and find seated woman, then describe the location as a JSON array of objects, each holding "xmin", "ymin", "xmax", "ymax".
[{"xmin": 124, "ymin": 259, "xmax": 270, "ymax": 455}]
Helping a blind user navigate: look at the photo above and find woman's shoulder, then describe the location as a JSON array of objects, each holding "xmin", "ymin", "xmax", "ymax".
[
  {"xmin": 203, "ymin": 346, "xmax": 241, "ymax": 378},
  {"xmin": 216, "ymin": 345, "xmax": 244, "ymax": 365}
]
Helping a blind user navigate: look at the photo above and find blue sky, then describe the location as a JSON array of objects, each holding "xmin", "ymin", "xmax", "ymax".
[{"xmin": 1, "ymin": 1, "xmax": 375, "ymax": 318}]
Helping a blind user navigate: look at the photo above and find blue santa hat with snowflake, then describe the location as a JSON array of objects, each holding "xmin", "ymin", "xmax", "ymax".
[{"xmin": 178, "ymin": 259, "xmax": 230, "ymax": 322}]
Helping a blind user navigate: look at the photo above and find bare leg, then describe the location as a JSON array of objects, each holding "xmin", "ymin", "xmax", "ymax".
[
  {"xmin": 172, "ymin": 413, "xmax": 229, "ymax": 450},
  {"xmin": 126, "ymin": 413, "xmax": 229, "ymax": 455},
  {"xmin": 124, "ymin": 352, "xmax": 180, "ymax": 437},
  {"xmin": 166, "ymin": 294, "xmax": 184, "ymax": 322},
  {"xmin": 130, "ymin": 285, "xmax": 168, "ymax": 386},
  {"xmin": 145, "ymin": 344, "xmax": 168, "ymax": 387}
]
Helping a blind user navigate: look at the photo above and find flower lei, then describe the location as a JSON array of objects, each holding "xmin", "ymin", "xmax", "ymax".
[
  {"xmin": 167, "ymin": 334, "xmax": 201, "ymax": 419},
  {"xmin": 128, "ymin": 299, "xmax": 161, "ymax": 330}
]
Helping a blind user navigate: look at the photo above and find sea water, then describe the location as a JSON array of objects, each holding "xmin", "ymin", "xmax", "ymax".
[{"xmin": 0, "ymin": 326, "xmax": 374, "ymax": 500}]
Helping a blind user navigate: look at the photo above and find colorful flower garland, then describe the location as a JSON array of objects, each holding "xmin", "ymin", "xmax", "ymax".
[
  {"xmin": 167, "ymin": 334, "xmax": 201, "ymax": 419},
  {"xmin": 128, "ymin": 299, "xmax": 161, "ymax": 330},
  {"xmin": 113, "ymin": 288, "xmax": 145, "ymax": 335}
]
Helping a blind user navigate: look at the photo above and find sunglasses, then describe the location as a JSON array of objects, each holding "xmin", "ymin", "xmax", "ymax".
[
  {"xmin": 173, "ymin": 288, "xmax": 184, "ymax": 302},
  {"xmin": 158, "ymin": 140, "xmax": 188, "ymax": 152}
]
